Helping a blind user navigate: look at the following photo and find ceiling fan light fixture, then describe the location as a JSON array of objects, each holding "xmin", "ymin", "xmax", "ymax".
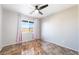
[{"xmin": 35, "ymin": 10, "xmax": 39, "ymax": 14}]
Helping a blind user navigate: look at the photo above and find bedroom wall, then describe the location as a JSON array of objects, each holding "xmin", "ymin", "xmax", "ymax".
[
  {"xmin": 2, "ymin": 9, "xmax": 18, "ymax": 47},
  {"xmin": 0, "ymin": 5, "xmax": 2, "ymax": 50},
  {"xmin": 78, "ymin": 5, "xmax": 79, "ymax": 52},
  {"xmin": 41, "ymin": 5, "xmax": 79, "ymax": 51}
]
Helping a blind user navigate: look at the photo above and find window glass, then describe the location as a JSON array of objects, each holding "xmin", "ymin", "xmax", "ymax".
[{"xmin": 21, "ymin": 20, "xmax": 34, "ymax": 32}]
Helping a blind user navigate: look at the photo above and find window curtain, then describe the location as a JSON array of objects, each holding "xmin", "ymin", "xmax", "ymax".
[
  {"xmin": 16, "ymin": 14, "xmax": 22, "ymax": 43},
  {"xmin": 33, "ymin": 19, "xmax": 41, "ymax": 39}
]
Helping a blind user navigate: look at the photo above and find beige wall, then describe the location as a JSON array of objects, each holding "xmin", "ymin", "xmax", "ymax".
[{"xmin": 41, "ymin": 5, "xmax": 78, "ymax": 51}]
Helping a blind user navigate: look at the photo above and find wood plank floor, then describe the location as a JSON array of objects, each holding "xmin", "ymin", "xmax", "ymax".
[{"xmin": 0, "ymin": 39, "xmax": 78, "ymax": 55}]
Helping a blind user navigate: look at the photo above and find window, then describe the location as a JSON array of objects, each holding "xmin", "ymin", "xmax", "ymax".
[{"xmin": 21, "ymin": 20, "xmax": 34, "ymax": 33}]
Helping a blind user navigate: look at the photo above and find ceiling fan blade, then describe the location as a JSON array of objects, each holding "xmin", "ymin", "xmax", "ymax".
[
  {"xmin": 38, "ymin": 10, "xmax": 43, "ymax": 15},
  {"xmin": 39, "ymin": 4, "xmax": 48, "ymax": 10}
]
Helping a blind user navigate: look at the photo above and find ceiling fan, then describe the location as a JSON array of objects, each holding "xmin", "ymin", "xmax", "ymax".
[{"xmin": 30, "ymin": 4, "xmax": 48, "ymax": 15}]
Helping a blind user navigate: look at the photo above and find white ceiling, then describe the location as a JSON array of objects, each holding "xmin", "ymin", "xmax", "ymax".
[{"xmin": 2, "ymin": 4, "xmax": 75, "ymax": 19}]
